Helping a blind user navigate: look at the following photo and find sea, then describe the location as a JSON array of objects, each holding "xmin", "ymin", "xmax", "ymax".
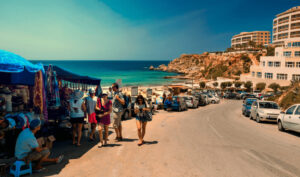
[{"xmin": 30, "ymin": 60, "xmax": 180, "ymax": 87}]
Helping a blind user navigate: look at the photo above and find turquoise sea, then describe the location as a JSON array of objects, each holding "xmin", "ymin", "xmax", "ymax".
[{"xmin": 31, "ymin": 60, "xmax": 180, "ymax": 87}]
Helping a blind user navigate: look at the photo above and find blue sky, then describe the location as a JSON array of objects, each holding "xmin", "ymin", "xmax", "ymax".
[{"xmin": 0, "ymin": 0, "xmax": 298, "ymax": 60}]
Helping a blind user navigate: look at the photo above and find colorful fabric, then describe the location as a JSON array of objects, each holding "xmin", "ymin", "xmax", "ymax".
[{"xmin": 33, "ymin": 71, "xmax": 44, "ymax": 114}]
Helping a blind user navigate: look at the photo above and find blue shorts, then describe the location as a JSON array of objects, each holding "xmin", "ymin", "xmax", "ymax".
[{"xmin": 136, "ymin": 116, "xmax": 147, "ymax": 122}]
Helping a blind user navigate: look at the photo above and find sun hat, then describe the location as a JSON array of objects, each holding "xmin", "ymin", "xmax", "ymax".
[
  {"xmin": 30, "ymin": 119, "xmax": 41, "ymax": 130},
  {"xmin": 72, "ymin": 90, "xmax": 84, "ymax": 100}
]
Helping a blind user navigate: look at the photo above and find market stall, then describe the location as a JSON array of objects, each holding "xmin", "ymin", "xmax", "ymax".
[{"xmin": 0, "ymin": 50, "xmax": 46, "ymax": 158}]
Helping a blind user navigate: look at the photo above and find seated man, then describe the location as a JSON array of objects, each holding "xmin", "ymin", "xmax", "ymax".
[{"xmin": 15, "ymin": 119, "xmax": 63, "ymax": 171}]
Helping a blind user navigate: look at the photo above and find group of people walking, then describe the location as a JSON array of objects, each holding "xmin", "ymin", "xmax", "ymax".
[{"xmin": 69, "ymin": 83, "xmax": 151, "ymax": 147}]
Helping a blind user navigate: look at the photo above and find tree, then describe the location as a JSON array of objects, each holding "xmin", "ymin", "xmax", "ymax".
[
  {"xmin": 234, "ymin": 81, "xmax": 242, "ymax": 88},
  {"xmin": 213, "ymin": 82, "xmax": 219, "ymax": 88},
  {"xmin": 220, "ymin": 82, "xmax": 227, "ymax": 90},
  {"xmin": 227, "ymin": 82, "xmax": 233, "ymax": 87},
  {"xmin": 268, "ymin": 83, "xmax": 280, "ymax": 93},
  {"xmin": 248, "ymin": 40, "xmax": 256, "ymax": 49},
  {"xmin": 266, "ymin": 46, "xmax": 275, "ymax": 56},
  {"xmin": 256, "ymin": 82, "xmax": 266, "ymax": 91},
  {"xmin": 199, "ymin": 82, "xmax": 206, "ymax": 89},
  {"xmin": 244, "ymin": 81, "xmax": 253, "ymax": 92}
]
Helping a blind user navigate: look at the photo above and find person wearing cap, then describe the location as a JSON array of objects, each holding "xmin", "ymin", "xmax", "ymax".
[
  {"xmin": 15, "ymin": 119, "xmax": 63, "ymax": 171},
  {"xmin": 85, "ymin": 89, "xmax": 98, "ymax": 141},
  {"xmin": 69, "ymin": 90, "xmax": 86, "ymax": 146}
]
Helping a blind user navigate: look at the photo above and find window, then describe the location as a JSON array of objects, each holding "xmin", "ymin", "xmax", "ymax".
[
  {"xmin": 292, "ymin": 42, "xmax": 300, "ymax": 47},
  {"xmin": 295, "ymin": 106, "xmax": 300, "ymax": 115},
  {"xmin": 283, "ymin": 51, "xmax": 292, "ymax": 57},
  {"xmin": 277, "ymin": 74, "xmax": 287, "ymax": 80},
  {"xmin": 297, "ymin": 62, "xmax": 300, "ymax": 68},
  {"xmin": 262, "ymin": 61, "xmax": 265, "ymax": 66},
  {"xmin": 288, "ymin": 43, "xmax": 292, "ymax": 47},
  {"xmin": 295, "ymin": 51, "xmax": 300, "ymax": 56},
  {"xmin": 274, "ymin": 62, "xmax": 281, "ymax": 67},
  {"xmin": 252, "ymin": 72, "xmax": 255, "ymax": 77},
  {"xmin": 257, "ymin": 72, "xmax": 262, "ymax": 78},
  {"xmin": 285, "ymin": 62, "xmax": 295, "ymax": 67},
  {"xmin": 286, "ymin": 106, "xmax": 296, "ymax": 115},
  {"xmin": 268, "ymin": 61, "xmax": 273, "ymax": 67},
  {"xmin": 292, "ymin": 74, "xmax": 300, "ymax": 81},
  {"xmin": 265, "ymin": 73, "xmax": 273, "ymax": 79}
]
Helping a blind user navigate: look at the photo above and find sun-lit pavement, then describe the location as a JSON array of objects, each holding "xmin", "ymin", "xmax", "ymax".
[{"xmin": 33, "ymin": 100, "xmax": 300, "ymax": 177}]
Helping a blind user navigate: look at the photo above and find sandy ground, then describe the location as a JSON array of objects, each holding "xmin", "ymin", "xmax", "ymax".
[{"xmin": 29, "ymin": 100, "xmax": 300, "ymax": 177}]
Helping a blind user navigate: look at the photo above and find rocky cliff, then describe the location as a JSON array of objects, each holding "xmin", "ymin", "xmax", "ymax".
[{"xmin": 152, "ymin": 52, "xmax": 264, "ymax": 81}]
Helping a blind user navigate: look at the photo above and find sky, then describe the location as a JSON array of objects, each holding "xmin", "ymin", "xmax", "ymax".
[{"xmin": 0, "ymin": 0, "xmax": 299, "ymax": 60}]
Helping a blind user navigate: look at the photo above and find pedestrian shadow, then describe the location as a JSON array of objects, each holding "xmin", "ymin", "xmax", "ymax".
[
  {"xmin": 143, "ymin": 140, "xmax": 158, "ymax": 145},
  {"xmin": 121, "ymin": 138, "xmax": 138, "ymax": 142},
  {"xmin": 102, "ymin": 143, "xmax": 122, "ymax": 148}
]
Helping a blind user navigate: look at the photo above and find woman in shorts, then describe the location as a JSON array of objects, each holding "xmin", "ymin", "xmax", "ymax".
[
  {"xmin": 69, "ymin": 90, "xmax": 86, "ymax": 146},
  {"xmin": 97, "ymin": 94, "xmax": 112, "ymax": 147}
]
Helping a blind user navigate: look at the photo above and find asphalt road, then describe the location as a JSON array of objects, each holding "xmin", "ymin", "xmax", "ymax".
[{"xmin": 40, "ymin": 100, "xmax": 300, "ymax": 177}]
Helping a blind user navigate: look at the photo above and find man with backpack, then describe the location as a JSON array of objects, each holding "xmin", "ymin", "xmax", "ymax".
[{"xmin": 111, "ymin": 83, "xmax": 125, "ymax": 141}]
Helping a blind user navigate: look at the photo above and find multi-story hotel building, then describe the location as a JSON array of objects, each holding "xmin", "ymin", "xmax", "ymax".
[
  {"xmin": 241, "ymin": 6, "xmax": 300, "ymax": 88},
  {"xmin": 273, "ymin": 6, "xmax": 300, "ymax": 46},
  {"xmin": 231, "ymin": 31, "xmax": 271, "ymax": 48}
]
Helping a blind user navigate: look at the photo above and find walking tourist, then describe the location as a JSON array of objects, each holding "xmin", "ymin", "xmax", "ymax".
[
  {"xmin": 69, "ymin": 90, "xmax": 86, "ymax": 146},
  {"xmin": 134, "ymin": 95, "xmax": 151, "ymax": 146},
  {"xmin": 111, "ymin": 83, "xmax": 125, "ymax": 141},
  {"xmin": 85, "ymin": 89, "xmax": 97, "ymax": 141},
  {"xmin": 15, "ymin": 119, "xmax": 63, "ymax": 171},
  {"xmin": 97, "ymin": 94, "xmax": 112, "ymax": 147}
]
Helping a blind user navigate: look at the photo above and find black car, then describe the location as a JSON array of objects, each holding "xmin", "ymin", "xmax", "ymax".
[{"xmin": 194, "ymin": 93, "xmax": 206, "ymax": 106}]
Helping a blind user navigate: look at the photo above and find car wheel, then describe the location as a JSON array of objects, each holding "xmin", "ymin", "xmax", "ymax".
[
  {"xmin": 278, "ymin": 120, "xmax": 285, "ymax": 132},
  {"xmin": 211, "ymin": 100, "xmax": 215, "ymax": 104},
  {"xmin": 256, "ymin": 114, "xmax": 261, "ymax": 123}
]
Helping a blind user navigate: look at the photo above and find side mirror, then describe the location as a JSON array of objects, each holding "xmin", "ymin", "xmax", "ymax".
[{"xmin": 280, "ymin": 111, "xmax": 285, "ymax": 114}]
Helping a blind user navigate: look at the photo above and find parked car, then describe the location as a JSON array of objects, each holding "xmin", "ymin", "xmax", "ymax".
[
  {"xmin": 202, "ymin": 95, "xmax": 210, "ymax": 105},
  {"xmin": 194, "ymin": 94, "xmax": 206, "ymax": 106},
  {"xmin": 242, "ymin": 98, "xmax": 257, "ymax": 117},
  {"xmin": 277, "ymin": 104, "xmax": 300, "ymax": 133},
  {"xmin": 164, "ymin": 96, "xmax": 187, "ymax": 111},
  {"xmin": 243, "ymin": 94, "xmax": 256, "ymax": 100},
  {"xmin": 207, "ymin": 94, "xmax": 220, "ymax": 104},
  {"xmin": 183, "ymin": 96, "xmax": 199, "ymax": 108},
  {"xmin": 250, "ymin": 101, "xmax": 281, "ymax": 123}
]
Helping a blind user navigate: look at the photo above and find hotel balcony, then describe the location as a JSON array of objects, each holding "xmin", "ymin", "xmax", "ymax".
[
  {"xmin": 278, "ymin": 28, "xmax": 289, "ymax": 32},
  {"xmin": 278, "ymin": 19, "xmax": 289, "ymax": 24},
  {"xmin": 291, "ymin": 17, "xmax": 300, "ymax": 21},
  {"xmin": 290, "ymin": 34, "xmax": 300, "ymax": 38}
]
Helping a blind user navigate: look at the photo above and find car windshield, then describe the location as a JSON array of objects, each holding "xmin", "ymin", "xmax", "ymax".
[{"xmin": 259, "ymin": 102, "xmax": 279, "ymax": 109}]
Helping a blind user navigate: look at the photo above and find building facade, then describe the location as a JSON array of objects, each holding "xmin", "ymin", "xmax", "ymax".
[
  {"xmin": 241, "ymin": 6, "xmax": 300, "ymax": 88},
  {"xmin": 231, "ymin": 31, "xmax": 271, "ymax": 49},
  {"xmin": 273, "ymin": 6, "xmax": 300, "ymax": 46}
]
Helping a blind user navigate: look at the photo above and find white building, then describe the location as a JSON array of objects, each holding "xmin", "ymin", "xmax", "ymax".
[{"xmin": 241, "ymin": 6, "xmax": 300, "ymax": 88}]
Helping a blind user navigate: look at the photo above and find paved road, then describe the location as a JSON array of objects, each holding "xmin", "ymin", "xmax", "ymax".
[{"xmin": 41, "ymin": 100, "xmax": 300, "ymax": 177}]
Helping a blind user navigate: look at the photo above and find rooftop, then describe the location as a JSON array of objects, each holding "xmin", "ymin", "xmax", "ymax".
[{"xmin": 276, "ymin": 6, "xmax": 300, "ymax": 18}]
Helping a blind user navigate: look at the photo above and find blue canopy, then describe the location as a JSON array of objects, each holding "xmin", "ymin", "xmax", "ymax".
[
  {"xmin": 0, "ymin": 50, "xmax": 44, "ymax": 73},
  {"xmin": 0, "ymin": 50, "xmax": 44, "ymax": 85}
]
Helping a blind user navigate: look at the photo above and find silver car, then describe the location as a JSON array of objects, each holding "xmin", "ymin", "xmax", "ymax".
[
  {"xmin": 183, "ymin": 96, "xmax": 199, "ymax": 109},
  {"xmin": 277, "ymin": 104, "xmax": 300, "ymax": 133},
  {"xmin": 250, "ymin": 101, "xmax": 281, "ymax": 123}
]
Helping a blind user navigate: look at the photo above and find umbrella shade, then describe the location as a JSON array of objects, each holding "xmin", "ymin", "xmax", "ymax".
[{"xmin": 0, "ymin": 50, "xmax": 43, "ymax": 73}]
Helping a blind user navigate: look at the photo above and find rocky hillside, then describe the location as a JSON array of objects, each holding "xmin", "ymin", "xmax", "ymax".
[{"xmin": 151, "ymin": 52, "xmax": 264, "ymax": 81}]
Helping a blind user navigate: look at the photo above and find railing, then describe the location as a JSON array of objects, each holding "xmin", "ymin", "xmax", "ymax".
[
  {"xmin": 278, "ymin": 19, "xmax": 289, "ymax": 24},
  {"xmin": 291, "ymin": 17, "xmax": 300, "ymax": 21},
  {"xmin": 278, "ymin": 28, "xmax": 289, "ymax": 32},
  {"xmin": 278, "ymin": 36, "xmax": 288, "ymax": 40},
  {"xmin": 290, "ymin": 34, "xmax": 300, "ymax": 38},
  {"xmin": 291, "ymin": 25, "xmax": 300, "ymax": 30}
]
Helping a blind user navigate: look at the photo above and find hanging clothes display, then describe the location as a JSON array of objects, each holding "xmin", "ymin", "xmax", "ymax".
[
  {"xmin": 33, "ymin": 71, "xmax": 44, "ymax": 116},
  {"xmin": 46, "ymin": 65, "xmax": 61, "ymax": 108}
]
